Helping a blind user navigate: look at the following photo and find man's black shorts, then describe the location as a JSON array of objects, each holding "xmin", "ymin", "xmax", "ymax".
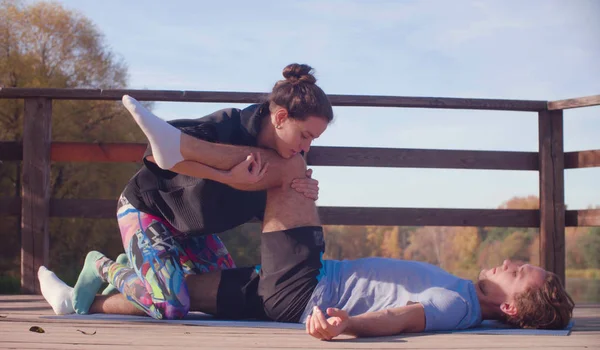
[{"xmin": 216, "ymin": 226, "xmax": 325, "ymax": 323}]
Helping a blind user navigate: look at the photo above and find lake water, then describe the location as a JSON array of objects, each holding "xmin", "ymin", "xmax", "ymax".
[{"xmin": 567, "ymin": 278, "xmax": 600, "ymax": 303}]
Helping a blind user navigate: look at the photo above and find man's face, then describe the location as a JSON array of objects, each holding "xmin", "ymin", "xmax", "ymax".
[{"xmin": 478, "ymin": 259, "xmax": 547, "ymax": 307}]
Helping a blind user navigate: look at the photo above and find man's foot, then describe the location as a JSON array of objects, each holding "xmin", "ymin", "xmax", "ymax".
[
  {"xmin": 121, "ymin": 95, "xmax": 183, "ymax": 169},
  {"xmin": 101, "ymin": 253, "xmax": 129, "ymax": 295},
  {"xmin": 38, "ymin": 266, "xmax": 75, "ymax": 315},
  {"xmin": 72, "ymin": 251, "xmax": 110, "ymax": 314}
]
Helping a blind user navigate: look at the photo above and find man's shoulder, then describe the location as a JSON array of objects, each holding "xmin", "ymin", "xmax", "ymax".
[{"xmin": 420, "ymin": 282, "xmax": 481, "ymax": 331}]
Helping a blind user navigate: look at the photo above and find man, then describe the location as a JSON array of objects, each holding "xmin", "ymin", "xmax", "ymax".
[{"xmin": 39, "ymin": 97, "xmax": 574, "ymax": 339}]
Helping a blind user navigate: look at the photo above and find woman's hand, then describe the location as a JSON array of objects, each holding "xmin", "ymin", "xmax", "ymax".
[
  {"xmin": 291, "ymin": 168, "xmax": 319, "ymax": 200},
  {"xmin": 227, "ymin": 153, "xmax": 269, "ymax": 185},
  {"xmin": 306, "ymin": 307, "xmax": 350, "ymax": 341}
]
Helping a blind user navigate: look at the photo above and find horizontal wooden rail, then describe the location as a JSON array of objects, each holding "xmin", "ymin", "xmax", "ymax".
[
  {"xmin": 565, "ymin": 209, "xmax": 600, "ymax": 227},
  {"xmin": 318, "ymin": 207, "xmax": 539, "ymax": 227},
  {"xmin": 5, "ymin": 143, "xmax": 599, "ymax": 170},
  {"xmin": 0, "ymin": 197, "xmax": 20, "ymax": 216},
  {"xmin": 4, "ymin": 144, "xmax": 598, "ymax": 170},
  {"xmin": 0, "ymin": 141, "xmax": 22, "ymax": 161},
  {"xmin": 306, "ymin": 146, "xmax": 539, "ymax": 170},
  {"xmin": 548, "ymin": 94, "xmax": 600, "ymax": 110},
  {"xmin": 564, "ymin": 150, "xmax": 600, "ymax": 169},
  {"xmin": 0, "ymin": 142, "xmax": 541, "ymax": 170},
  {"xmin": 0, "ymin": 197, "xmax": 539, "ymax": 227},
  {"xmin": 51, "ymin": 142, "xmax": 146, "ymax": 162},
  {"xmin": 2, "ymin": 197, "xmax": 597, "ymax": 226},
  {"xmin": 0, "ymin": 88, "xmax": 548, "ymax": 111}
]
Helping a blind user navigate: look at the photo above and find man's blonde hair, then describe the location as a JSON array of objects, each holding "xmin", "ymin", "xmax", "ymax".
[{"xmin": 504, "ymin": 272, "xmax": 574, "ymax": 329}]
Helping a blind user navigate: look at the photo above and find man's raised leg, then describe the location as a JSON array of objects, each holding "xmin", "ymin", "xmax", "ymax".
[
  {"xmin": 182, "ymin": 154, "xmax": 321, "ymax": 321},
  {"xmin": 258, "ymin": 155, "xmax": 323, "ymax": 322},
  {"xmin": 38, "ymin": 266, "xmax": 74, "ymax": 315},
  {"xmin": 85, "ymin": 268, "xmax": 233, "ymax": 317},
  {"xmin": 122, "ymin": 95, "xmax": 293, "ymax": 191},
  {"xmin": 258, "ymin": 154, "xmax": 320, "ymax": 232},
  {"xmin": 122, "ymin": 95, "xmax": 183, "ymax": 169}
]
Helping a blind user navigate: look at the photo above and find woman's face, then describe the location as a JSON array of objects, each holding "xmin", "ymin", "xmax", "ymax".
[{"xmin": 272, "ymin": 109, "xmax": 329, "ymax": 159}]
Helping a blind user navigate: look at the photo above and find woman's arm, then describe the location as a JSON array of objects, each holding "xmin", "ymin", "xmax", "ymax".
[
  {"xmin": 160, "ymin": 154, "xmax": 269, "ymax": 188},
  {"xmin": 150, "ymin": 154, "xmax": 321, "ymax": 200}
]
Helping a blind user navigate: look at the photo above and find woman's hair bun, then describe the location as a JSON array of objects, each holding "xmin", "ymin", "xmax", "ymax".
[{"xmin": 282, "ymin": 63, "xmax": 316, "ymax": 84}]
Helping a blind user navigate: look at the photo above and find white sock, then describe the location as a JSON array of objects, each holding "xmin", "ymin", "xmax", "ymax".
[
  {"xmin": 38, "ymin": 266, "xmax": 75, "ymax": 315},
  {"xmin": 121, "ymin": 95, "xmax": 183, "ymax": 169}
]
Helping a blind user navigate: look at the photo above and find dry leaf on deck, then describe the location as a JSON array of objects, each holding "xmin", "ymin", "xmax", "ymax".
[{"xmin": 29, "ymin": 326, "xmax": 45, "ymax": 333}]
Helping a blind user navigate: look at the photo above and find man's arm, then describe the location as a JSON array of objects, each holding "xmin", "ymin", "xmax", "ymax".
[
  {"xmin": 345, "ymin": 303, "xmax": 426, "ymax": 337},
  {"xmin": 306, "ymin": 304, "xmax": 425, "ymax": 340}
]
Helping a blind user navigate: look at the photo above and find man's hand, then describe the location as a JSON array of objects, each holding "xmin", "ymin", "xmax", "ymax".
[
  {"xmin": 227, "ymin": 153, "xmax": 269, "ymax": 185},
  {"xmin": 291, "ymin": 168, "xmax": 320, "ymax": 200},
  {"xmin": 306, "ymin": 306, "xmax": 349, "ymax": 341}
]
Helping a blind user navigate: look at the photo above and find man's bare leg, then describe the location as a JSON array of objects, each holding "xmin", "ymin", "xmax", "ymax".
[
  {"xmin": 122, "ymin": 95, "xmax": 293, "ymax": 190},
  {"xmin": 88, "ymin": 294, "xmax": 145, "ymax": 315},
  {"xmin": 185, "ymin": 270, "xmax": 221, "ymax": 314},
  {"xmin": 261, "ymin": 155, "xmax": 320, "ymax": 231},
  {"xmin": 86, "ymin": 270, "xmax": 221, "ymax": 316},
  {"xmin": 87, "ymin": 268, "xmax": 221, "ymax": 316},
  {"xmin": 256, "ymin": 154, "xmax": 323, "ymax": 323}
]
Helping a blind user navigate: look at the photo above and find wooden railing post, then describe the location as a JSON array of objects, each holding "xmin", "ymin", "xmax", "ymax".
[
  {"xmin": 21, "ymin": 98, "xmax": 52, "ymax": 294},
  {"xmin": 538, "ymin": 109, "xmax": 566, "ymax": 285}
]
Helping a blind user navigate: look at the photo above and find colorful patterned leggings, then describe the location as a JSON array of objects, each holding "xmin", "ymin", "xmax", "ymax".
[{"xmin": 109, "ymin": 195, "xmax": 235, "ymax": 320}]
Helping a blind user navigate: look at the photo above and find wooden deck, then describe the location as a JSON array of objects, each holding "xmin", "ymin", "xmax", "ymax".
[{"xmin": 1, "ymin": 295, "xmax": 598, "ymax": 349}]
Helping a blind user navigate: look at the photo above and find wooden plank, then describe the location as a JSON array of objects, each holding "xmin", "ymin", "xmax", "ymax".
[
  {"xmin": 0, "ymin": 141, "xmax": 543, "ymax": 170},
  {"xmin": 0, "ymin": 196, "xmax": 20, "ymax": 216},
  {"xmin": 21, "ymin": 98, "xmax": 52, "ymax": 294},
  {"xmin": 566, "ymin": 209, "xmax": 600, "ymax": 227},
  {"xmin": 538, "ymin": 109, "xmax": 566, "ymax": 284},
  {"xmin": 308, "ymin": 146, "xmax": 539, "ymax": 170},
  {"xmin": 4, "ymin": 142, "xmax": 146, "ymax": 163},
  {"xmin": 47, "ymin": 198, "xmax": 540, "ymax": 227},
  {"xmin": 0, "ymin": 141, "xmax": 22, "ymax": 161},
  {"xmin": 327, "ymin": 94, "xmax": 547, "ymax": 111},
  {"xmin": 318, "ymin": 207, "xmax": 539, "ymax": 227},
  {"xmin": 21, "ymin": 197, "xmax": 600, "ymax": 228},
  {"xmin": 1, "ymin": 296, "xmax": 599, "ymax": 349},
  {"xmin": 564, "ymin": 150, "xmax": 600, "ymax": 169},
  {"xmin": 0, "ymin": 88, "xmax": 262, "ymax": 104},
  {"xmin": 0, "ymin": 87, "xmax": 548, "ymax": 111},
  {"xmin": 49, "ymin": 198, "xmax": 117, "ymax": 219},
  {"xmin": 548, "ymin": 94, "xmax": 600, "ymax": 110},
  {"xmin": 51, "ymin": 142, "xmax": 146, "ymax": 162}
]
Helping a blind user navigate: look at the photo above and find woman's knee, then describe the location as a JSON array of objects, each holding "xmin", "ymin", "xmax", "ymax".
[{"xmin": 159, "ymin": 301, "xmax": 190, "ymax": 320}]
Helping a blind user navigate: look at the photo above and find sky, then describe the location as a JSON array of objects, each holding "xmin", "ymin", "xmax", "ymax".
[{"xmin": 49, "ymin": 0, "xmax": 599, "ymax": 210}]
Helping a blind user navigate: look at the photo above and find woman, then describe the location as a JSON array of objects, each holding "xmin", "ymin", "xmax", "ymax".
[{"xmin": 38, "ymin": 63, "xmax": 334, "ymax": 320}]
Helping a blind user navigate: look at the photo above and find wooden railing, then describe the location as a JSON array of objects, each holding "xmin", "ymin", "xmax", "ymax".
[{"xmin": 1, "ymin": 88, "xmax": 599, "ymax": 294}]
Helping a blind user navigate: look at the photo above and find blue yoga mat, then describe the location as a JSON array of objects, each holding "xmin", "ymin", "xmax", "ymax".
[
  {"xmin": 46, "ymin": 313, "xmax": 574, "ymax": 336},
  {"xmin": 438, "ymin": 320, "xmax": 574, "ymax": 336}
]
